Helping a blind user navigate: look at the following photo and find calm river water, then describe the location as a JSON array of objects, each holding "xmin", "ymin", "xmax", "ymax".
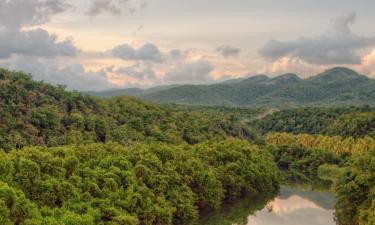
[{"xmin": 200, "ymin": 186, "xmax": 336, "ymax": 225}]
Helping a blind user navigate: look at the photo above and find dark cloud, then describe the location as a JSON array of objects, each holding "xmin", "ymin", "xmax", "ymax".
[
  {"xmin": 0, "ymin": 0, "xmax": 78, "ymax": 59},
  {"xmin": 164, "ymin": 60, "xmax": 214, "ymax": 84},
  {"xmin": 87, "ymin": 0, "xmax": 147, "ymax": 17},
  {"xmin": 216, "ymin": 45, "xmax": 241, "ymax": 57},
  {"xmin": 112, "ymin": 43, "xmax": 163, "ymax": 63},
  {"xmin": 259, "ymin": 12, "xmax": 375, "ymax": 65}
]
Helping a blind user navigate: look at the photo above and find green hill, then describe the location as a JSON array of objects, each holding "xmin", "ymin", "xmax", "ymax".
[
  {"xmin": 91, "ymin": 67, "xmax": 375, "ymax": 107},
  {"xmin": 86, "ymin": 85, "xmax": 180, "ymax": 98},
  {"xmin": 0, "ymin": 68, "xmax": 256, "ymax": 151}
]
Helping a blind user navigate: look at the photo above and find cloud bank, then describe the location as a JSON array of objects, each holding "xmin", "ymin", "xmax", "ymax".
[
  {"xmin": 0, "ymin": 0, "xmax": 78, "ymax": 59},
  {"xmin": 0, "ymin": 56, "xmax": 113, "ymax": 91},
  {"xmin": 259, "ymin": 12, "xmax": 375, "ymax": 65}
]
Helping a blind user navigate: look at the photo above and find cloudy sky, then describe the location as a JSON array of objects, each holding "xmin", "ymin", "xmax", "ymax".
[{"xmin": 1, "ymin": 0, "xmax": 375, "ymax": 91}]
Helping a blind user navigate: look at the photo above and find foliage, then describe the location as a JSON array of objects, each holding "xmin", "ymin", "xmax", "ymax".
[
  {"xmin": 335, "ymin": 149, "xmax": 375, "ymax": 225},
  {"xmin": 265, "ymin": 132, "xmax": 375, "ymax": 224},
  {"xmin": 317, "ymin": 164, "xmax": 345, "ymax": 183},
  {"xmin": 265, "ymin": 145, "xmax": 342, "ymax": 182},
  {"xmin": 0, "ymin": 68, "xmax": 254, "ymax": 150},
  {"xmin": 0, "ymin": 140, "xmax": 279, "ymax": 225},
  {"xmin": 90, "ymin": 67, "xmax": 375, "ymax": 107},
  {"xmin": 254, "ymin": 106, "xmax": 375, "ymax": 138},
  {"xmin": 3, "ymin": 67, "xmax": 375, "ymax": 225},
  {"xmin": 265, "ymin": 132, "xmax": 375, "ymax": 154},
  {"xmin": 254, "ymin": 107, "xmax": 368, "ymax": 135}
]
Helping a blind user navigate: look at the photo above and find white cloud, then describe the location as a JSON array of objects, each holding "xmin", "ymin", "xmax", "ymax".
[
  {"xmin": 356, "ymin": 49, "xmax": 375, "ymax": 77},
  {"xmin": 267, "ymin": 57, "xmax": 327, "ymax": 78}
]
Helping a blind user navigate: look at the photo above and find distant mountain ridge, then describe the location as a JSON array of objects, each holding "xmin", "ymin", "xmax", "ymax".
[
  {"xmin": 87, "ymin": 85, "xmax": 180, "ymax": 98},
  {"xmin": 89, "ymin": 67, "xmax": 375, "ymax": 107}
]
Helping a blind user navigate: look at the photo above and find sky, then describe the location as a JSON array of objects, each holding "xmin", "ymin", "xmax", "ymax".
[{"xmin": 1, "ymin": 0, "xmax": 375, "ymax": 91}]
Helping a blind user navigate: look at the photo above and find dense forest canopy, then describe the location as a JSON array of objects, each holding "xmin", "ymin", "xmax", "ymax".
[
  {"xmin": 253, "ymin": 106, "xmax": 375, "ymax": 138},
  {"xmin": 0, "ymin": 140, "xmax": 279, "ymax": 225},
  {"xmin": 1, "ymin": 68, "xmax": 375, "ymax": 225}
]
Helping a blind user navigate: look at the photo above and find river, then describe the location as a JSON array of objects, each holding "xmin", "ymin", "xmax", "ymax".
[{"xmin": 200, "ymin": 185, "xmax": 336, "ymax": 225}]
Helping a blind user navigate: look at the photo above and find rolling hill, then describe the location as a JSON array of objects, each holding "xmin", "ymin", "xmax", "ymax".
[
  {"xmin": 86, "ymin": 85, "xmax": 180, "ymax": 98},
  {"xmin": 89, "ymin": 67, "xmax": 375, "ymax": 107}
]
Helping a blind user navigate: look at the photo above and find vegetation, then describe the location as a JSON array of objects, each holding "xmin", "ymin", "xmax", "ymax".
[
  {"xmin": 265, "ymin": 132, "xmax": 375, "ymax": 154},
  {"xmin": 254, "ymin": 106, "xmax": 375, "ymax": 138},
  {"xmin": 335, "ymin": 149, "xmax": 375, "ymax": 225},
  {"xmin": 2, "ymin": 68, "xmax": 375, "ymax": 225},
  {"xmin": 265, "ymin": 144, "xmax": 342, "ymax": 182},
  {"xmin": 254, "ymin": 107, "xmax": 369, "ymax": 135},
  {"xmin": 90, "ymin": 67, "xmax": 375, "ymax": 108},
  {"xmin": 86, "ymin": 85, "xmax": 180, "ymax": 98},
  {"xmin": 264, "ymin": 132, "xmax": 375, "ymax": 225},
  {"xmin": 0, "ymin": 68, "xmax": 254, "ymax": 151},
  {"xmin": 0, "ymin": 140, "xmax": 279, "ymax": 225},
  {"xmin": 0, "ymin": 69, "xmax": 280, "ymax": 224}
]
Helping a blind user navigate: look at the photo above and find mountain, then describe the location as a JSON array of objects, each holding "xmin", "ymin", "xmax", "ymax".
[
  {"xmin": 86, "ymin": 87, "xmax": 146, "ymax": 98},
  {"xmin": 87, "ymin": 85, "xmax": 180, "ymax": 98},
  {"xmin": 218, "ymin": 74, "xmax": 267, "ymax": 84},
  {"xmin": 88, "ymin": 67, "xmax": 375, "ymax": 107}
]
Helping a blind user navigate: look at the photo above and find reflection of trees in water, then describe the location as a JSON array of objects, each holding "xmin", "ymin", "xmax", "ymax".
[{"xmin": 198, "ymin": 192, "xmax": 277, "ymax": 225}]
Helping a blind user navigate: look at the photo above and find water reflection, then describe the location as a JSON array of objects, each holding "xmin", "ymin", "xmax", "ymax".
[{"xmin": 199, "ymin": 186, "xmax": 335, "ymax": 225}]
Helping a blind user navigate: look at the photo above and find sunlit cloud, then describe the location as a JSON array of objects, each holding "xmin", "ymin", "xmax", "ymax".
[{"xmin": 357, "ymin": 49, "xmax": 375, "ymax": 77}]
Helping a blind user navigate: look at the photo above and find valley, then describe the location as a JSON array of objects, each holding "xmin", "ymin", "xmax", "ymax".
[{"xmin": 0, "ymin": 68, "xmax": 374, "ymax": 225}]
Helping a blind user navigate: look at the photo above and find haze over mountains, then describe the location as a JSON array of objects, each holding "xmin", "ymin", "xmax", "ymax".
[{"xmin": 89, "ymin": 67, "xmax": 375, "ymax": 107}]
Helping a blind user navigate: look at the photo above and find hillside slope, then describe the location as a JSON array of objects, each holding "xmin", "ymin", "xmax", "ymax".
[
  {"xmin": 0, "ymin": 68, "xmax": 254, "ymax": 150},
  {"xmin": 91, "ymin": 67, "xmax": 375, "ymax": 107}
]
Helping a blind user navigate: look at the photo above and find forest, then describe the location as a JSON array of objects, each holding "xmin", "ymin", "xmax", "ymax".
[{"xmin": 0, "ymin": 68, "xmax": 375, "ymax": 225}]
